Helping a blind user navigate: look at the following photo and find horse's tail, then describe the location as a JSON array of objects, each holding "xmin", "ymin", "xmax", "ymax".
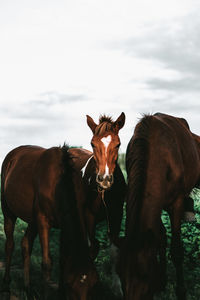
[{"xmin": 125, "ymin": 115, "xmax": 152, "ymax": 246}]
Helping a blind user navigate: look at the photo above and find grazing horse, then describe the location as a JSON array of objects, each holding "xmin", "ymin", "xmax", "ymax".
[
  {"xmin": 119, "ymin": 113, "xmax": 200, "ymax": 300},
  {"xmin": 1, "ymin": 145, "xmax": 98, "ymax": 299}
]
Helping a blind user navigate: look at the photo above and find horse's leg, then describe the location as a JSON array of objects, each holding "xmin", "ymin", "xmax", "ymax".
[
  {"xmin": 169, "ymin": 198, "xmax": 186, "ymax": 300},
  {"xmin": 85, "ymin": 209, "xmax": 99, "ymax": 259},
  {"xmin": 106, "ymin": 182, "xmax": 125, "ymax": 246},
  {"xmin": 106, "ymin": 194, "xmax": 124, "ymax": 298},
  {"xmin": 2, "ymin": 214, "xmax": 16, "ymax": 292},
  {"xmin": 21, "ymin": 224, "xmax": 37, "ymax": 296},
  {"xmin": 37, "ymin": 214, "xmax": 52, "ymax": 299},
  {"xmin": 158, "ymin": 220, "xmax": 167, "ymax": 292},
  {"xmin": 108, "ymin": 201, "xmax": 123, "ymax": 246}
]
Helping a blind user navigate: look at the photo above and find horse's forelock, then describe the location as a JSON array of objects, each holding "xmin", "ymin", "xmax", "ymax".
[
  {"xmin": 95, "ymin": 116, "xmax": 115, "ymax": 135},
  {"xmin": 99, "ymin": 115, "xmax": 113, "ymax": 124}
]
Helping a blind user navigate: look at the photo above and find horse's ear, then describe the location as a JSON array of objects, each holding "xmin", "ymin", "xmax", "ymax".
[
  {"xmin": 86, "ymin": 115, "xmax": 97, "ymax": 133},
  {"xmin": 114, "ymin": 112, "xmax": 125, "ymax": 132}
]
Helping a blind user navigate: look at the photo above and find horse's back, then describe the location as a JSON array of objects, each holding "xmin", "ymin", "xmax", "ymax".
[
  {"xmin": 127, "ymin": 113, "xmax": 200, "ymax": 210},
  {"xmin": 153, "ymin": 113, "xmax": 200, "ymax": 190},
  {"xmin": 1, "ymin": 145, "xmax": 46, "ymax": 223},
  {"xmin": 1, "ymin": 145, "xmax": 44, "ymax": 177}
]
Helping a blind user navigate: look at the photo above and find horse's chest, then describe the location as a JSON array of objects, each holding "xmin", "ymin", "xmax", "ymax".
[{"xmin": 87, "ymin": 192, "xmax": 103, "ymax": 214}]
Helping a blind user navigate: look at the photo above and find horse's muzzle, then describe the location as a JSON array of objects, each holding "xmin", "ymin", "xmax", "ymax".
[{"xmin": 96, "ymin": 174, "xmax": 114, "ymax": 190}]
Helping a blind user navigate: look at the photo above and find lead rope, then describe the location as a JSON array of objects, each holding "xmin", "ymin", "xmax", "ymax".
[{"xmin": 100, "ymin": 190, "xmax": 111, "ymax": 243}]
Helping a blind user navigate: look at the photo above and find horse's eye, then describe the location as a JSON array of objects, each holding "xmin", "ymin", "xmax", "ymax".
[
  {"xmin": 91, "ymin": 143, "xmax": 95, "ymax": 148},
  {"xmin": 116, "ymin": 144, "xmax": 120, "ymax": 149}
]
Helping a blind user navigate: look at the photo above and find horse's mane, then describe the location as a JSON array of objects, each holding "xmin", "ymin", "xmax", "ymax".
[
  {"xmin": 57, "ymin": 144, "xmax": 91, "ymax": 271},
  {"xmin": 95, "ymin": 115, "xmax": 114, "ymax": 135},
  {"xmin": 125, "ymin": 115, "xmax": 152, "ymax": 248}
]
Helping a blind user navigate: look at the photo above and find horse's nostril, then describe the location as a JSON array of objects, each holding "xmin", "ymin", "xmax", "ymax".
[
  {"xmin": 108, "ymin": 174, "xmax": 113, "ymax": 183},
  {"xmin": 97, "ymin": 174, "xmax": 104, "ymax": 182}
]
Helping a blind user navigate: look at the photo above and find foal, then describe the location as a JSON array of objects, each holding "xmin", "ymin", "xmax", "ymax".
[{"xmin": 70, "ymin": 113, "xmax": 126, "ymax": 248}]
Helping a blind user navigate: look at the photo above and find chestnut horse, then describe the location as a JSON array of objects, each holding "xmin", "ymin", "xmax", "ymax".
[
  {"xmin": 69, "ymin": 113, "xmax": 126, "ymax": 274},
  {"xmin": 69, "ymin": 147, "xmax": 126, "ymax": 254},
  {"xmin": 70, "ymin": 113, "xmax": 126, "ymax": 245},
  {"xmin": 119, "ymin": 113, "xmax": 200, "ymax": 300},
  {"xmin": 1, "ymin": 145, "xmax": 98, "ymax": 300}
]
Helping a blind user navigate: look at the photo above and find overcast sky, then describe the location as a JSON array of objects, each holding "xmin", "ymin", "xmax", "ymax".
[{"xmin": 1, "ymin": 0, "xmax": 200, "ymax": 165}]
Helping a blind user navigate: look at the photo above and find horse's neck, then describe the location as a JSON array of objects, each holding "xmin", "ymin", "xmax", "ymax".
[{"xmin": 82, "ymin": 156, "xmax": 96, "ymax": 181}]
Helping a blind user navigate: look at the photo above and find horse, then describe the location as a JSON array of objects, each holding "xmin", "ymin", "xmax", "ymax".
[
  {"xmin": 68, "ymin": 113, "xmax": 126, "ymax": 295},
  {"xmin": 68, "ymin": 147, "xmax": 126, "ymax": 255},
  {"xmin": 69, "ymin": 113, "xmax": 126, "ymax": 247},
  {"xmin": 1, "ymin": 144, "xmax": 98, "ymax": 300},
  {"xmin": 119, "ymin": 113, "xmax": 200, "ymax": 300}
]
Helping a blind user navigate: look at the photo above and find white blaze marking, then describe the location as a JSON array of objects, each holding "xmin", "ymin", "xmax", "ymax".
[
  {"xmin": 104, "ymin": 164, "xmax": 109, "ymax": 178},
  {"xmin": 81, "ymin": 155, "xmax": 93, "ymax": 177},
  {"xmin": 101, "ymin": 135, "xmax": 112, "ymax": 177},
  {"xmin": 101, "ymin": 135, "xmax": 112, "ymax": 153}
]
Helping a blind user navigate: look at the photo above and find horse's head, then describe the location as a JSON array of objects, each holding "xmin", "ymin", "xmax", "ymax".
[{"xmin": 86, "ymin": 112, "xmax": 125, "ymax": 190}]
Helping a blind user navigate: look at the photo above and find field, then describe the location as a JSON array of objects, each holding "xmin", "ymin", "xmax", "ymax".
[{"xmin": 1, "ymin": 157, "xmax": 200, "ymax": 299}]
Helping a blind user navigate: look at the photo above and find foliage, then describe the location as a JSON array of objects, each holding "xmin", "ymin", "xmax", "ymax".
[{"xmin": 118, "ymin": 152, "xmax": 127, "ymax": 181}]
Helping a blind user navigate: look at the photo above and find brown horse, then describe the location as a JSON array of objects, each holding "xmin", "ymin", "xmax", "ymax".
[
  {"xmin": 69, "ymin": 147, "xmax": 126, "ymax": 255},
  {"xmin": 69, "ymin": 113, "xmax": 126, "ymax": 250},
  {"xmin": 1, "ymin": 145, "xmax": 98, "ymax": 299},
  {"xmin": 119, "ymin": 113, "xmax": 200, "ymax": 300}
]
